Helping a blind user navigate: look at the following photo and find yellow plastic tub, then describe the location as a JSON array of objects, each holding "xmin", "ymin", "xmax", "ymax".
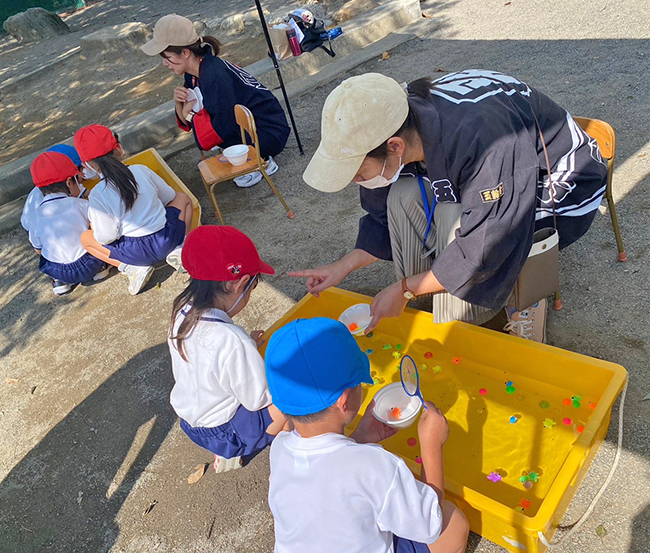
[
  {"xmin": 262, "ymin": 288, "xmax": 627, "ymax": 553},
  {"xmin": 83, "ymin": 148, "xmax": 202, "ymax": 230}
]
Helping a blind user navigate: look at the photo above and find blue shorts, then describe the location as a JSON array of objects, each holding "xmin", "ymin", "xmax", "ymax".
[
  {"xmin": 180, "ymin": 405, "xmax": 274, "ymax": 464},
  {"xmin": 39, "ymin": 252, "xmax": 104, "ymax": 284},
  {"xmin": 105, "ymin": 206, "xmax": 185, "ymax": 267},
  {"xmin": 393, "ymin": 535, "xmax": 430, "ymax": 553}
]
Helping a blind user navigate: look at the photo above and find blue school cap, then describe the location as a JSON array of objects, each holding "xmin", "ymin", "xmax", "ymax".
[
  {"xmin": 46, "ymin": 144, "xmax": 82, "ymax": 168},
  {"xmin": 265, "ymin": 317, "xmax": 372, "ymax": 416}
]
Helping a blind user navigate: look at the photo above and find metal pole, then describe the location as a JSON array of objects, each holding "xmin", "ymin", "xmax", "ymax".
[{"xmin": 253, "ymin": 0, "xmax": 305, "ymax": 155}]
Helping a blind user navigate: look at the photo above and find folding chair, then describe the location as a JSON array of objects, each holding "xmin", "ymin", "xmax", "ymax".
[
  {"xmin": 552, "ymin": 116, "xmax": 625, "ymax": 311},
  {"xmin": 197, "ymin": 105, "xmax": 294, "ymax": 224},
  {"xmin": 573, "ymin": 117, "xmax": 626, "ymax": 262}
]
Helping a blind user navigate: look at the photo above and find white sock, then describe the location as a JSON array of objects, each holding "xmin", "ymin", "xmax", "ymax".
[{"xmin": 118, "ymin": 263, "xmax": 127, "ymax": 272}]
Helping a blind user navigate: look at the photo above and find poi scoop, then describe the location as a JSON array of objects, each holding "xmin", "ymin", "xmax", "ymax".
[{"xmin": 400, "ymin": 355, "xmax": 428, "ymax": 410}]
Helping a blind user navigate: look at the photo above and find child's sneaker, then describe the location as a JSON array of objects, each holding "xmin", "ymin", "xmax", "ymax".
[
  {"xmin": 92, "ymin": 263, "xmax": 111, "ymax": 281},
  {"xmin": 51, "ymin": 279, "xmax": 74, "ymax": 295},
  {"xmin": 165, "ymin": 244, "xmax": 187, "ymax": 274},
  {"xmin": 120, "ymin": 264, "xmax": 154, "ymax": 295},
  {"xmin": 213, "ymin": 454, "xmax": 243, "ymax": 474},
  {"xmin": 503, "ymin": 298, "xmax": 547, "ymax": 343}
]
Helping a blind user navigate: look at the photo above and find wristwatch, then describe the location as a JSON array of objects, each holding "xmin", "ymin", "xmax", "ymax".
[
  {"xmin": 185, "ymin": 110, "xmax": 196, "ymax": 123},
  {"xmin": 401, "ymin": 277, "xmax": 415, "ymax": 300}
]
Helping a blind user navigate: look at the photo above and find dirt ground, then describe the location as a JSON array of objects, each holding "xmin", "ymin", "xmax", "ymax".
[
  {"xmin": 0, "ymin": 0, "xmax": 350, "ymax": 166},
  {"xmin": 1, "ymin": 0, "xmax": 649, "ymax": 552}
]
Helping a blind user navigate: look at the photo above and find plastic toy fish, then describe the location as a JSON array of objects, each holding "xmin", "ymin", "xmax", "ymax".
[
  {"xmin": 389, "ymin": 407, "xmax": 402, "ymax": 420},
  {"xmin": 348, "ymin": 323, "xmax": 358, "ymax": 332},
  {"xmin": 487, "ymin": 472, "xmax": 502, "ymax": 483}
]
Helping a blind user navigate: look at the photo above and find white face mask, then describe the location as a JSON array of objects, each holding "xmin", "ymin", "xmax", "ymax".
[
  {"xmin": 357, "ymin": 156, "xmax": 404, "ymax": 189},
  {"xmin": 82, "ymin": 163, "xmax": 98, "ymax": 180}
]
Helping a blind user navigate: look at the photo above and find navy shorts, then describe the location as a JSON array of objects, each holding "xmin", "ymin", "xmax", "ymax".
[
  {"xmin": 180, "ymin": 405, "xmax": 274, "ymax": 463},
  {"xmin": 105, "ymin": 206, "xmax": 185, "ymax": 267},
  {"xmin": 393, "ymin": 536, "xmax": 430, "ymax": 553},
  {"xmin": 39, "ymin": 252, "xmax": 104, "ymax": 284}
]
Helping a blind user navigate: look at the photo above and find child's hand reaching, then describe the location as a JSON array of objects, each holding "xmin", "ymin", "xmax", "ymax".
[
  {"xmin": 350, "ymin": 400, "xmax": 399, "ymax": 444},
  {"xmin": 417, "ymin": 400, "xmax": 449, "ymax": 454},
  {"xmin": 250, "ymin": 330, "xmax": 266, "ymax": 348}
]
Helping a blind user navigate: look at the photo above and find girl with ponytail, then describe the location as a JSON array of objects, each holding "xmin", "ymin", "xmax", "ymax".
[
  {"xmin": 168, "ymin": 225, "xmax": 288, "ymax": 473},
  {"xmin": 75, "ymin": 124, "xmax": 193, "ymax": 295}
]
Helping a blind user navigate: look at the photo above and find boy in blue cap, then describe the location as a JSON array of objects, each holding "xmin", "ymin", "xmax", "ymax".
[{"xmin": 265, "ymin": 317, "xmax": 469, "ymax": 553}]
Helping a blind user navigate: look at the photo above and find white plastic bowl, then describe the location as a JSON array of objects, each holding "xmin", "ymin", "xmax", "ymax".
[
  {"xmin": 223, "ymin": 144, "xmax": 249, "ymax": 166},
  {"xmin": 338, "ymin": 303, "xmax": 372, "ymax": 336},
  {"xmin": 372, "ymin": 382, "xmax": 422, "ymax": 429}
]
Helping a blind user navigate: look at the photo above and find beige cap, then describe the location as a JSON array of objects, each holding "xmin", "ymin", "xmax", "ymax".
[
  {"xmin": 303, "ymin": 73, "xmax": 409, "ymax": 193},
  {"xmin": 141, "ymin": 14, "xmax": 199, "ymax": 56}
]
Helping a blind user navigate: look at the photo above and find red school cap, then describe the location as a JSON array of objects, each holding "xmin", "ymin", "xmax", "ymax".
[
  {"xmin": 73, "ymin": 124, "xmax": 118, "ymax": 162},
  {"xmin": 30, "ymin": 151, "xmax": 79, "ymax": 188},
  {"xmin": 181, "ymin": 225, "xmax": 275, "ymax": 281}
]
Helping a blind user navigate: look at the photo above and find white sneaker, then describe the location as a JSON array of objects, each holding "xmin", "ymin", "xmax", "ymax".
[
  {"xmin": 92, "ymin": 263, "xmax": 111, "ymax": 281},
  {"xmin": 121, "ymin": 264, "xmax": 154, "ymax": 295},
  {"xmin": 213, "ymin": 454, "xmax": 243, "ymax": 474},
  {"xmin": 265, "ymin": 156, "xmax": 279, "ymax": 175},
  {"xmin": 51, "ymin": 279, "xmax": 74, "ymax": 295},
  {"xmin": 234, "ymin": 171, "xmax": 263, "ymax": 188},
  {"xmin": 503, "ymin": 298, "xmax": 547, "ymax": 343},
  {"xmin": 165, "ymin": 245, "xmax": 186, "ymax": 274}
]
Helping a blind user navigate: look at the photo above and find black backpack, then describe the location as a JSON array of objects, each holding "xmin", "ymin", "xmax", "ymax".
[{"xmin": 287, "ymin": 9, "xmax": 335, "ymax": 57}]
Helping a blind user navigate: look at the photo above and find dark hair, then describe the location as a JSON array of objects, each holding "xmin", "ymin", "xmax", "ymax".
[
  {"xmin": 366, "ymin": 77, "xmax": 434, "ymax": 160},
  {"xmin": 93, "ymin": 153, "xmax": 139, "ymax": 211},
  {"xmin": 285, "ymin": 407, "xmax": 332, "ymax": 424},
  {"xmin": 40, "ymin": 180, "xmax": 71, "ymax": 197},
  {"xmin": 161, "ymin": 36, "xmax": 221, "ymax": 59},
  {"xmin": 170, "ymin": 279, "xmax": 229, "ymax": 362}
]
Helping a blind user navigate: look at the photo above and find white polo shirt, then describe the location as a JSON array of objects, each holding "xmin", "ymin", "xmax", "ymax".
[
  {"xmin": 88, "ymin": 164, "xmax": 176, "ymax": 245},
  {"xmin": 28, "ymin": 193, "xmax": 90, "ymax": 264},
  {"xmin": 168, "ymin": 307, "xmax": 272, "ymax": 428},
  {"xmin": 22, "ymin": 184, "xmax": 88, "ymax": 233},
  {"xmin": 269, "ymin": 432, "xmax": 443, "ymax": 553}
]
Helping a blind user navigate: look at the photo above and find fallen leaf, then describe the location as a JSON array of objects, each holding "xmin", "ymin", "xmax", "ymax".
[
  {"xmin": 504, "ymin": 1, "xmax": 511, "ymax": 5},
  {"xmin": 434, "ymin": 67, "xmax": 447, "ymax": 72},
  {"xmin": 5, "ymin": 378, "xmax": 19, "ymax": 384},
  {"xmin": 77, "ymin": 491, "xmax": 83, "ymax": 506},
  {"xmin": 596, "ymin": 525, "xmax": 607, "ymax": 540},
  {"xmin": 30, "ymin": 386, "xmax": 37, "ymax": 395},
  {"xmin": 155, "ymin": 282, "xmax": 161, "ymax": 289},
  {"xmin": 381, "ymin": 51, "xmax": 391, "ymax": 61},
  {"xmin": 638, "ymin": 153, "xmax": 646, "ymax": 158},
  {"xmin": 642, "ymin": 392, "xmax": 650, "ymax": 401},
  {"xmin": 187, "ymin": 463, "xmax": 210, "ymax": 485},
  {"xmin": 142, "ymin": 500, "xmax": 158, "ymax": 516}
]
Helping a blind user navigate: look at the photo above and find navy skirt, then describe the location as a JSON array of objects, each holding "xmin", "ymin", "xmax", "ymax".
[
  {"xmin": 180, "ymin": 405, "xmax": 274, "ymax": 464},
  {"xmin": 105, "ymin": 206, "xmax": 185, "ymax": 267}
]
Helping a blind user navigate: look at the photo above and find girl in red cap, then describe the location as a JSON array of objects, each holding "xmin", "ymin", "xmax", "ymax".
[
  {"xmin": 28, "ymin": 151, "xmax": 110, "ymax": 295},
  {"xmin": 74, "ymin": 124, "xmax": 193, "ymax": 295},
  {"xmin": 142, "ymin": 14, "xmax": 290, "ymax": 188},
  {"xmin": 168, "ymin": 225, "xmax": 288, "ymax": 473}
]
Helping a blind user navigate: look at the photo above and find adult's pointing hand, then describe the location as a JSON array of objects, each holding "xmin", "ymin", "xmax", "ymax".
[{"xmin": 287, "ymin": 260, "xmax": 350, "ymax": 298}]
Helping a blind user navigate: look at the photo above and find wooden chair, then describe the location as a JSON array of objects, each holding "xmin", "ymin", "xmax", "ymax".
[
  {"xmin": 198, "ymin": 104, "xmax": 294, "ymax": 224},
  {"xmin": 573, "ymin": 117, "xmax": 626, "ymax": 262},
  {"xmin": 552, "ymin": 116, "xmax": 625, "ymax": 311}
]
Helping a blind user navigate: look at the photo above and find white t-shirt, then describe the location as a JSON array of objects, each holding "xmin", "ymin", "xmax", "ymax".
[
  {"xmin": 28, "ymin": 193, "xmax": 90, "ymax": 264},
  {"xmin": 88, "ymin": 164, "xmax": 176, "ymax": 245},
  {"xmin": 168, "ymin": 307, "xmax": 272, "ymax": 428},
  {"xmin": 21, "ymin": 187, "xmax": 44, "ymax": 233},
  {"xmin": 269, "ymin": 432, "xmax": 443, "ymax": 553}
]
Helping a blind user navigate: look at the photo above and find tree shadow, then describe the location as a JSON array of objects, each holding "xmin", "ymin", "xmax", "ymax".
[{"xmin": 0, "ymin": 343, "xmax": 176, "ymax": 552}]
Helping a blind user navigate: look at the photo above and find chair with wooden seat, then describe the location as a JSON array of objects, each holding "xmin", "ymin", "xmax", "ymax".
[
  {"xmin": 198, "ymin": 104, "xmax": 294, "ymax": 224},
  {"xmin": 573, "ymin": 116, "xmax": 626, "ymax": 262},
  {"xmin": 552, "ymin": 116, "xmax": 625, "ymax": 311}
]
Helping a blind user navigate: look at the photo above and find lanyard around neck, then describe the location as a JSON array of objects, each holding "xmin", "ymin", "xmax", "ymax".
[{"xmin": 418, "ymin": 175, "xmax": 437, "ymax": 251}]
